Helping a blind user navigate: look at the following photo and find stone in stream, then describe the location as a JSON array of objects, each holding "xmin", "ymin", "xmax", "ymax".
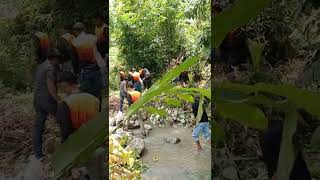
[
  {"xmin": 125, "ymin": 138, "xmax": 145, "ymax": 155},
  {"xmin": 144, "ymin": 124, "xmax": 152, "ymax": 130},
  {"xmin": 164, "ymin": 137, "xmax": 181, "ymax": 144}
]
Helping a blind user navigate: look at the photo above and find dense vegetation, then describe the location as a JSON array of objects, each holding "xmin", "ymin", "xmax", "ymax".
[
  {"xmin": 0, "ymin": 0, "xmax": 105, "ymax": 91},
  {"xmin": 109, "ymin": 0, "xmax": 210, "ymax": 90}
]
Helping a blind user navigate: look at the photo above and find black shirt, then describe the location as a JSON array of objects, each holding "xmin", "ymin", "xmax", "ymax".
[{"xmin": 192, "ymin": 99, "xmax": 209, "ymax": 123}]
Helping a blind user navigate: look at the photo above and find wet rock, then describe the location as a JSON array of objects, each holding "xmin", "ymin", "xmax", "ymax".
[
  {"xmin": 144, "ymin": 124, "xmax": 152, "ymax": 130},
  {"xmin": 125, "ymin": 138, "xmax": 145, "ymax": 155},
  {"xmin": 221, "ymin": 166, "xmax": 239, "ymax": 180},
  {"xmin": 109, "ymin": 118, "xmax": 116, "ymax": 126},
  {"xmin": 134, "ymin": 120, "xmax": 140, "ymax": 127},
  {"xmin": 164, "ymin": 137, "xmax": 181, "ymax": 144}
]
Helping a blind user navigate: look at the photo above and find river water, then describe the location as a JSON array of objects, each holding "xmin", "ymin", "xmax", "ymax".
[{"xmin": 141, "ymin": 127, "xmax": 211, "ymax": 180}]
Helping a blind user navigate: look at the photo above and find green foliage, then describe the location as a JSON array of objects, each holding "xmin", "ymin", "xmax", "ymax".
[
  {"xmin": 176, "ymin": 93, "xmax": 194, "ymax": 103},
  {"xmin": 164, "ymin": 97, "xmax": 181, "ymax": 107},
  {"xmin": 111, "ymin": 0, "xmax": 184, "ymax": 75},
  {"xmin": 144, "ymin": 106, "xmax": 166, "ymax": 117},
  {"xmin": 212, "ymin": 0, "xmax": 272, "ymax": 48},
  {"xmin": 277, "ymin": 106, "xmax": 298, "ymax": 180},
  {"xmin": 109, "ymin": 56, "xmax": 201, "ymax": 136},
  {"xmin": 52, "ymin": 111, "xmax": 107, "ymax": 179},
  {"xmin": 216, "ymin": 101, "xmax": 267, "ymax": 130},
  {"xmin": 247, "ymin": 39, "xmax": 266, "ymax": 72},
  {"xmin": 0, "ymin": 0, "xmax": 105, "ymax": 90},
  {"xmin": 110, "ymin": 0, "xmax": 211, "ymax": 80}
]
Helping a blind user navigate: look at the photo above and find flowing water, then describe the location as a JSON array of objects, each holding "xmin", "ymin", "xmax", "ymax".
[{"xmin": 141, "ymin": 127, "xmax": 211, "ymax": 180}]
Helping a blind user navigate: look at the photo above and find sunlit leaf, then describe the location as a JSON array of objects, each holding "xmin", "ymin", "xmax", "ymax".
[
  {"xmin": 144, "ymin": 106, "xmax": 166, "ymax": 117},
  {"xmin": 177, "ymin": 93, "xmax": 195, "ymax": 103},
  {"xmin": 165, "ymin": 98, "xmax": 181, "ymax": 107}
]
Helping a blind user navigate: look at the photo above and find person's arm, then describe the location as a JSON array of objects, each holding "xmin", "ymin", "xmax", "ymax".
[
  {"xmin": 47, "ymin": 70, "xmax": 60, "ymax": 102},
  {"xmin": 124, "ymin": 81, "xmax": 128, "ymax": 94},
  {"xmin": 70, "ymin": 45, "xmax": 79, "ymax": 74},
  {"xmin": 56, "ymin": 102, "xmax": 73, "ymax": 143},
  {"xmin": 139, "ymin": 78, "xmax": 144, "ymax": 89},
  {"xmin": 93, "ymin": 43, "xmax": 106, "ymax": 68}
]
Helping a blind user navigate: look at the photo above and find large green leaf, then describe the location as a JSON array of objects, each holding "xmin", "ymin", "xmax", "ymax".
[
  {"xmin": 52, "ymin": 110, "xmax": 107, "ymax": 179},
  {"xmin": 144, "ymin": 106, "xmax": 166, "ymax": 117},
  {"xmin": 247, "ymin": 39, "xmax": 266, "ymax": 72},
  {"xmin": 171, "ymin": 87, "xmax": 211, "ymax": 100},
  {"xmin": 196, "ymin": 95, "xmax": 204, "ymax": 125},
  {"xmin": 212, "ymin": 0, "xmax": 271, "ymax": 48},
  {"xmin": 165, "ymin": 97, "xmax": 182, "ymax": 107},
  {"xmin": 177, "ymin": 93, "xmax": 195, "ymax": 103},
  {"xmin": 109, "ymin": 56, "xmax": 200, "ymax": 135},
  {"xmin": 216, "ymin": 102, "xmax": 267, "ymax": 130},
  {"xmin": 255, "ymin": 83, "xmax": 320, "ymax": 117},
  {"xmin": 277, "ymin": 106, "xmax": 298, "ymax": 180}
]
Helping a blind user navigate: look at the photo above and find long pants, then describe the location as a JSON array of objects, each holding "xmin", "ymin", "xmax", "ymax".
[
  {"xmin": 80, "ymin": 68, "xmax": 102, "ymax": 111},
  {"xmin": 192, "ymin": 122, "xmax": 210, "ymax": 142},
  {"xmin": 143, "ymin": 77, "xmax": 152, "ymax": 89},
  {"xmin": 119, "ymin": 93, "xmax": 131, "ymax": 112},
  {"xmin": 32, "ymin": 99, "xmax": 57, "ymax": 159}
]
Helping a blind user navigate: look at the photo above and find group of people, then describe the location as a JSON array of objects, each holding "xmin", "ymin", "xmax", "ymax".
[
  {"xmin": 32, "ymin": 15, "xmax": 107, "ymax": 160},
  {"xmin": 118, "ymin": 68, "xmax": 151, "ymax": 112}
]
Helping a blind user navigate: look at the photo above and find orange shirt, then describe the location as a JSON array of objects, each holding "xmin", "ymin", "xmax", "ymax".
[
  {"xmin": 64, "ymin": 93, "xmax": 99, "ymax": 128},
  {"xmin": 132, "ymin": 72, "xmax": 141, "ymax": 82},
  {"xmin": 129, "ymin": 91, "xmax": 141, "ymax": 103},
  {"xmin": 72, "ymin": 32, "xmax": 97, "ymax": 63},
  {"xmin": 35, "ymin": 32, "xmax": 50, "ymax": 57}
]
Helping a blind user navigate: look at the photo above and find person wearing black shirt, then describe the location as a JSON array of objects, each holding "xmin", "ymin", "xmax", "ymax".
[{"xmin": 192, "ymin": 96, "xmax": 210, "ymax": 152}]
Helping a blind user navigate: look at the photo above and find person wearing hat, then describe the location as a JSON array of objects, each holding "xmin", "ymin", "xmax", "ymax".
[
  {"xmin": 33, "ymin": 48, "xmax": 64, "ymax": 159},
  {"xmin": 71, "ymin": 22, "xmax": 105, "ymax": 105}
]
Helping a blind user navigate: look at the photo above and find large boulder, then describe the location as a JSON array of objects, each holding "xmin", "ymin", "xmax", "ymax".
[{"xmin": 125, "ymin": 138, "xmax": 145, "ymax": 155}]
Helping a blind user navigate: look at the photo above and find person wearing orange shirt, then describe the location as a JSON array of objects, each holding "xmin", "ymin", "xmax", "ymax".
[
  {"xmin": 33, "ymin": 31, "xmax": 51, "ymax": 65},
  {"xmin": 71, "ymin": 22, "xmax": 105, "ymax": 103},
  {"xmin": 57, "ymin": 71, "xmax": 100, "ymax": 142},
  {"xmin": 124, "ymin": 83, "xmax": 145, "ymax": 135}
]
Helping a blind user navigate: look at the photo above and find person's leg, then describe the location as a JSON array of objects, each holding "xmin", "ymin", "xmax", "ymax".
[
  {"xmin": 137, "ymin": 110, "xmax": 145, "ymax": 136},
  {"xmin": 119, "ymin": 95, "xmax": 125, "ymax": 112},
  {"xmin": 32, "ymin": 106, "xmax": 48, "ymax": 159},
  {"xmin": 192, "ymin": 123, "xmax": 202, "ymax": 151},
  {"xmin": 202, "ymin": 122, "xmax": 211, "ymax": 144},
  {"xmin": 127, "ymin": 94, "xmax": 132, "ymax": 107}
]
